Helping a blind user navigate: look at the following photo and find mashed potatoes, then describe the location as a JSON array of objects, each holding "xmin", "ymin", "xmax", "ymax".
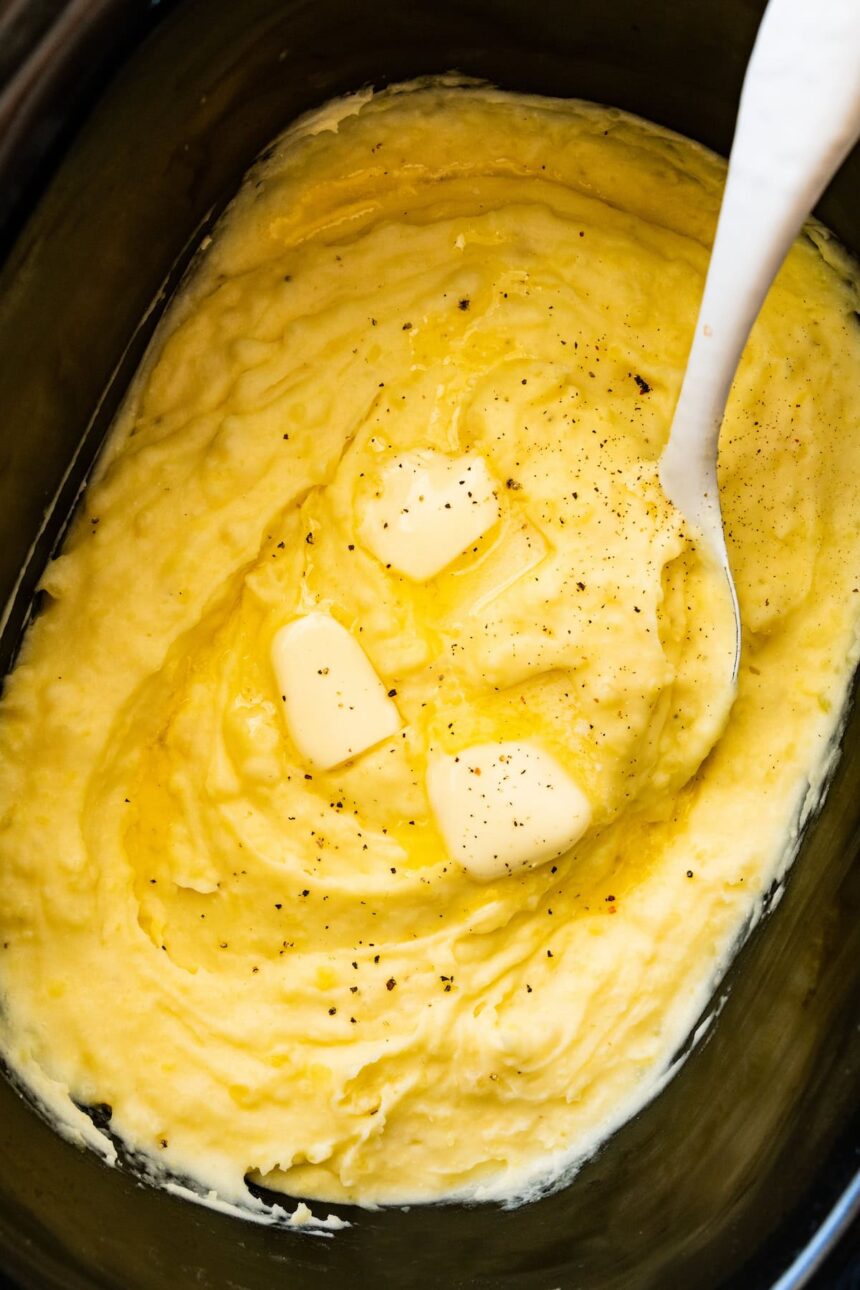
[{"xmin": 0, "ymin": 85, "xmax": 858, "ymax": 1209}]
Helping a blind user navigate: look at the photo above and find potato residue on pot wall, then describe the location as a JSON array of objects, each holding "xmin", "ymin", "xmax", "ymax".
[{"xmin": 0, "ymin": 85, "xmax": 858, "ymax": 1209}]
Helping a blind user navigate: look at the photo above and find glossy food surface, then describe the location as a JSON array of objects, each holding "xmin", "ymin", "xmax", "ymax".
[{"xmin": 0, "ymin": 86, "xmax": 858, "ymax": 1215}]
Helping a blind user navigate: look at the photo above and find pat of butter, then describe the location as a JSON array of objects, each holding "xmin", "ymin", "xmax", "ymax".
[
  {"xmin": 426, "ymin": 741, "xmax": 591, "ymax": 881},
  {"xmin": 271, "ymin": 613, "xmax": 401, "ymax": 770},
  {"xmin": 360, "ymin": 450, "xmax": 500, "ymax": 580}
]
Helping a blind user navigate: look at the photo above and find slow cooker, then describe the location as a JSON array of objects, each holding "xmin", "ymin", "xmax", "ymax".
[{"xmin": 0, "ymin": 1, "xmax": 857, "ymax": 1285}]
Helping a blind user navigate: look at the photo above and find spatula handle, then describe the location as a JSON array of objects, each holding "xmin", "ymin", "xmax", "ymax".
[{"xmin": 660, "ymin": 0, "xmax": 860, "ymax": 554}]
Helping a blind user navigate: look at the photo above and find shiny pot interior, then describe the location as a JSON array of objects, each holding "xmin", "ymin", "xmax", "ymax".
[{"xmin": 0, "ymin": 0, "xmax": 857, "ymax": 1286}]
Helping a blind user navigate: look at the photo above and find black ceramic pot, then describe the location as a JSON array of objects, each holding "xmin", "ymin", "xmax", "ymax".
[{"xmin": 0, "ymin": 2, "xmax": 857, "ymax": 1287}]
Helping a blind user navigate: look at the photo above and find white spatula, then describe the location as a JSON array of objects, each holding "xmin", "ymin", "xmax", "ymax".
[{"xmin": 659, "ymin": 0, "xmax": 860, "ymax": 685}]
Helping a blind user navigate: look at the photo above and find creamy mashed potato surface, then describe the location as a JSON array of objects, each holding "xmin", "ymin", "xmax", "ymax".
[{"xmin": 1, "ymin": 85, "xmax": 859, "ymax": 1210}]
